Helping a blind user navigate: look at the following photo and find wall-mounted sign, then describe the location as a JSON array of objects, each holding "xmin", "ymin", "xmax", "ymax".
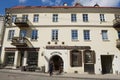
[{"xmin": 46, "ymin": 46, "xmax": 91, "ymax": 50}]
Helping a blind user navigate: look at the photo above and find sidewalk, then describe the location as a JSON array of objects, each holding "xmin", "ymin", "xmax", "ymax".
[{"xmin": 0, "ymin": 69, "xmax": 120, "ymax": 80}]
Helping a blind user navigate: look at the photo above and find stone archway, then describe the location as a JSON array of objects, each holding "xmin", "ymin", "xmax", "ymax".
[{"xmin": 49, "ymin": 55, "xmax": 63, "ymax": 72}]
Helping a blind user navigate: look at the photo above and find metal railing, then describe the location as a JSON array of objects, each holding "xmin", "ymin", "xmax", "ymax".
[
  {"xmin": 15, "ymin": 17, "xmax": 29, "ymax": 23},
  {"xmin": 11, "ymin": 37, "xmax": 33, "ymax": 47},
  {"xmin": 113, "ymin": 18, "xmax": 120, "ymax": 26}
]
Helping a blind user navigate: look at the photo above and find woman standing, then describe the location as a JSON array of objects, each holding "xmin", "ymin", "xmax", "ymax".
[{"xmin": 49, "ymin": 62, "xmax": 54, "ymax": 76}]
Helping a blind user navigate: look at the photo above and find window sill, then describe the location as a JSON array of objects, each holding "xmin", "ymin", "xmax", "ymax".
[
  {"xmin": 71, "ymin": 21, "xmax": 77, "ymax": 23},
  {"xmin": 31, "ymin": 40, "xmax": 38, "ymax": 41},
  {"xmin": 51, "ymin": 40, "xmax": 59, "ymax": 42},
  {"xmin": 53, "ymin": 21, "xmax": 58, "ymax": 23},
  {"xmin": 84, "ymin": 40, "xmax": 91, "ymax": 42},
  {"xmin": 83, "ymin": 21, "xmax": 89, "ymax": 23},
  {"xmin": 100, "ymin": 21, "xmax": 106, "ymax": 23},
  {"xmin": 102, "ymin": 40, "xmax": 110, "ymax": 42},
  {"xmin": 33, "ymin": 21, "xmax": 38, "ymax": 23},
  {"xmin": 71, "ymin": 40, "xmax": 79, "ymax": 42}
]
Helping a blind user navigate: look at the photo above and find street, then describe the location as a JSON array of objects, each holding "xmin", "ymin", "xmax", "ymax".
[
  {"xmin": 0, "ymin": 71, "xmax": 119, "ymax": 80},
  {"xmin": 0, "ymin": 72, "xmax": 81, "ymax": 80}
]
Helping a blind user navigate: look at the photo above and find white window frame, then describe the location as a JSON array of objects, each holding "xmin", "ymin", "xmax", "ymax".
[
  {"xmin": 71, "ymin": 30, "xmax": 78, "ymax": 41},
  {"xmin": 52, "ymin": 29, "xmax": 58, "ymax": 41}
]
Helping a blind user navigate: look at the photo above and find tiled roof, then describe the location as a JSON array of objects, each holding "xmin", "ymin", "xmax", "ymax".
[{"xmin": 11, "ymin": 5, "xmax": 120, "ymax": 9}]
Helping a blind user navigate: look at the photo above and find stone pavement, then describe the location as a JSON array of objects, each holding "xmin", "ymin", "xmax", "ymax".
[{"xmin": 0, "ymin": 69, "xmax": 120, "ymax": 80}]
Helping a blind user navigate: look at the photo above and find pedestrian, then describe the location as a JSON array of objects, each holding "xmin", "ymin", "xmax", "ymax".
[{"xmin": 49, "ymin": 61, "xmax": 54, "ymax": 76}]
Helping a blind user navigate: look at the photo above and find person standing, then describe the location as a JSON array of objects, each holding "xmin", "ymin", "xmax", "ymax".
[{"xmin": 49, "ymin": 62, "xmax": 54, "ymax": 76}]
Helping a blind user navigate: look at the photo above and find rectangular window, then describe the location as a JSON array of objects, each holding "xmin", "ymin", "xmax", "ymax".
[
  {"xmin": 84, "ymin": 30, "xmax": 90, "ymax": 40},
  {"xmin": 22, "ymin": 15, "xmax": 28, "ymax": 21},
  {"xmin": 53, "ymin": 14, "xmax": 58, "ymax": 22},
  {"xmin": 12, "ymin": 15, "xmax": 17, "ymax": 23},
  {"xmin": 102, "ymin": 30, "xmax": 108, "ymax": 40},
  {"xmin": 83, "ymin": 14, "xmax": 88, "ymax": 22},
  {"xmin": 27, "ymin": 52, "xmax": 38, "ymax": 66},
  {"xmin": 52, "ymin": 29, "xmax": 58, "ymax": 41},
  {"xmin": 5, "ymin": 52, "xmax": 15, "ymax": 66},
  {"xmin": 31, "ymin": 30, "xmax": 38, "ymax": 40},
  {"xmin": 8, "ymin": 30, "xmax": 15, "ymax": 40},
  {"xmin": 71, "ymin": 30, "xmax": 78, "ymax": 40},
  {"xmin": 70, "ymin": 50, "xmax": 82, "ymax": 67},
  {"xmin": 33, "ymin": 14, "xmax": 39, "ymax": 22},
  {"xmin": 20, "ymin": 30, "xmax": 27, "ymax": 38},
  {"xmin": 100, "ymin": 14, "xmax": 105, "ymax": 22},
  {"xmin": 118, "ymin": 31, "xmax": 120, "ymax": 39},
  {"xmin": 115, "ymin": 14, "xmax": 120, "ymax": 19},
  {"xmin": 71, "ymin": 14, "xmax": 77, "ymax": 22}
]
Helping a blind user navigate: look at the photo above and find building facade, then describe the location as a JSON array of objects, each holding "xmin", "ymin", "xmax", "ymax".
[
  {"xmin": 1, "ymin": 4, "xmax": 120, "ymax": 74},
  {"xmin": 0, "ymin": 15, "xmax": 4, "ymax": 54}
]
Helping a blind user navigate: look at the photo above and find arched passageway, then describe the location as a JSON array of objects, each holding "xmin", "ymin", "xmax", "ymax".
[{"xmin": 49, "ymin": 55, "xmax": 63, "ymax": 72}]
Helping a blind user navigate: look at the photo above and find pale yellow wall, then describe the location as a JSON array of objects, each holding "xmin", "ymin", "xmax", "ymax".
[
  {"xmin": 12, "ymin": 13, "xmax": 114, "ymax": 26},
  {"xmin": 2, "ymin": 12, "xmax": 120, "ymax": 74}
]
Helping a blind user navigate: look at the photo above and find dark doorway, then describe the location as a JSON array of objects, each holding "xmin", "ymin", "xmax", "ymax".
[
  {"xmin": 49, "ymin": 55, "xmax": 63, "ymax": 72},
  {"xmin": 101, "ymin": 55, "xmax": 114, "ymax": 74},
  {"xmin": 19, "ymin": 51, "xmax": 24, "ymax": 66},
  {"xmin": 84, "ymin": 64, "xmax": 94, "ymax": 74}
]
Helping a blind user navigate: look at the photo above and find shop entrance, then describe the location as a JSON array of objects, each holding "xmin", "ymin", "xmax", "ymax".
[
  {"xmin": 101, "ymin": 55, "xmax": 114, "ymax": 74},
  {"xmin": 49, "ymin": 55, "xmax": 63, "ymax": 72},
  {"xmin": 19, "ymin": 51, "xmax": 24, "ymax": 66}
]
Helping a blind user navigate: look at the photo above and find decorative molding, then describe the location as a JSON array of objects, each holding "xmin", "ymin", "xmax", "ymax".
[
  {"xmin": 46, "ymin": 46, "xmax": 91, "ymax": 50},
  {"xmin": 50, "ymin": 51, "xmax": 62, "ymax": 55},
  {"xmin": 5, "ymin": 47, "xmax": 40, "ymax": 51}
]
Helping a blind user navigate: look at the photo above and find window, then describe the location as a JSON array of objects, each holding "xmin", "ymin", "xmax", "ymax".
[
  {"xmin": 115, "ymin": 14, "xmax": 120, "ymax": 19},
  {"xmin": 71, "ymin": 30, "xmax": 78, "ymax": 40},
  {"xmin": 70, "ymin": 50, "xmax": 82, "ymax": 67},
  {"xmin": 8, "ymin": 30, "xmax": 15, "ymax": 40},
  {"xmin": 20, "ymin": 30, "xmax": 27, "ymax": 37},
  {"xmin": 22, "ymin": 15, "xmax": 28, "ymax": 21},
  {"xmin": 100, "ymin": 14, "xmax": 105, "ymax": 22},
  {"xmin": 53, "ymin": 14, "xmax": 58, "ymax": 22},
  {"xmin": 31, "ymin": 30, "xmax": 38, "ymax": 40},
  {"xmin": 52, "ymin": 29, "xmax": 58, "ymax": 41},
  {"xmin": 101, "ymin": 30, "xmax": 108, "ymax": 40},
  {"xmin": 27, "ymin": 52, "xmax": 38, "ymax": 66},
  {"xmin": 71, "ymin": 14, "xmax": 77, "ymax": 22},
  {"xmin": 84, "ymin": 30, "xmax": 90, "ymax": 40},
  {"xmin": 5, "ymin": 52, "xmax": 15, "ymax": 66},
  {"xmin": 83, "ymin": 14, "xmax": 88, "ymax": 22},
  {"xmin": 118, "ymin": 31, "xmax": 120, "ymax": 39},
  {"xmin": 84, "ymin": 50, "xmax": 95, "ymax": 64},
  {"xmin": 12, "ymin": 15, "xmax": 17, "ymax": 23},
  {"xmin": 33, "ymin": 14, "xmax": 39, "ymax": 22}
]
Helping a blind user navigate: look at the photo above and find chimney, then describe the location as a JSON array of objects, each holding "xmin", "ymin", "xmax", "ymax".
[{"xmin": 63, "ymin": 2, "xmax": 67, "ymax": 6}]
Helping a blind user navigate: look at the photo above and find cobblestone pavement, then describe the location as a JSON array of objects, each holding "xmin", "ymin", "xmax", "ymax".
[
  {"xmin": 0, "ymin": 69, "xmax": 120, "ymax": 80},
  {"xmin": 0, "ymin": 72, "xmax": 87, "ymax": 80}
]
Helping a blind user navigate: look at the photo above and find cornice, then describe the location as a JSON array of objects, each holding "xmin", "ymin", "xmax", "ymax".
[
  {"xmin": 7, "ymin": 7, "xmax": 120, "ymax": 14},
  {"xmin": 8, "ymin": 25, "xmax": 113, "ymax": 28}
]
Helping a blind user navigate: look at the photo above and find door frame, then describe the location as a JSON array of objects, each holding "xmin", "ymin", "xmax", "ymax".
[{"xmin": 101, "ymin": 55, "xmax": 114, "ymax": 74}]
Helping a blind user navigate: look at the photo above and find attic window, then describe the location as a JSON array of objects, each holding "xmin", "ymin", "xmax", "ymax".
[
  {"xmin": 74, "ymin": 3, "xmax": 83, "ymax": 7},
  {"xmin": 94, "ymin": 3, "xmax": 99, "ymax": 7}
]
